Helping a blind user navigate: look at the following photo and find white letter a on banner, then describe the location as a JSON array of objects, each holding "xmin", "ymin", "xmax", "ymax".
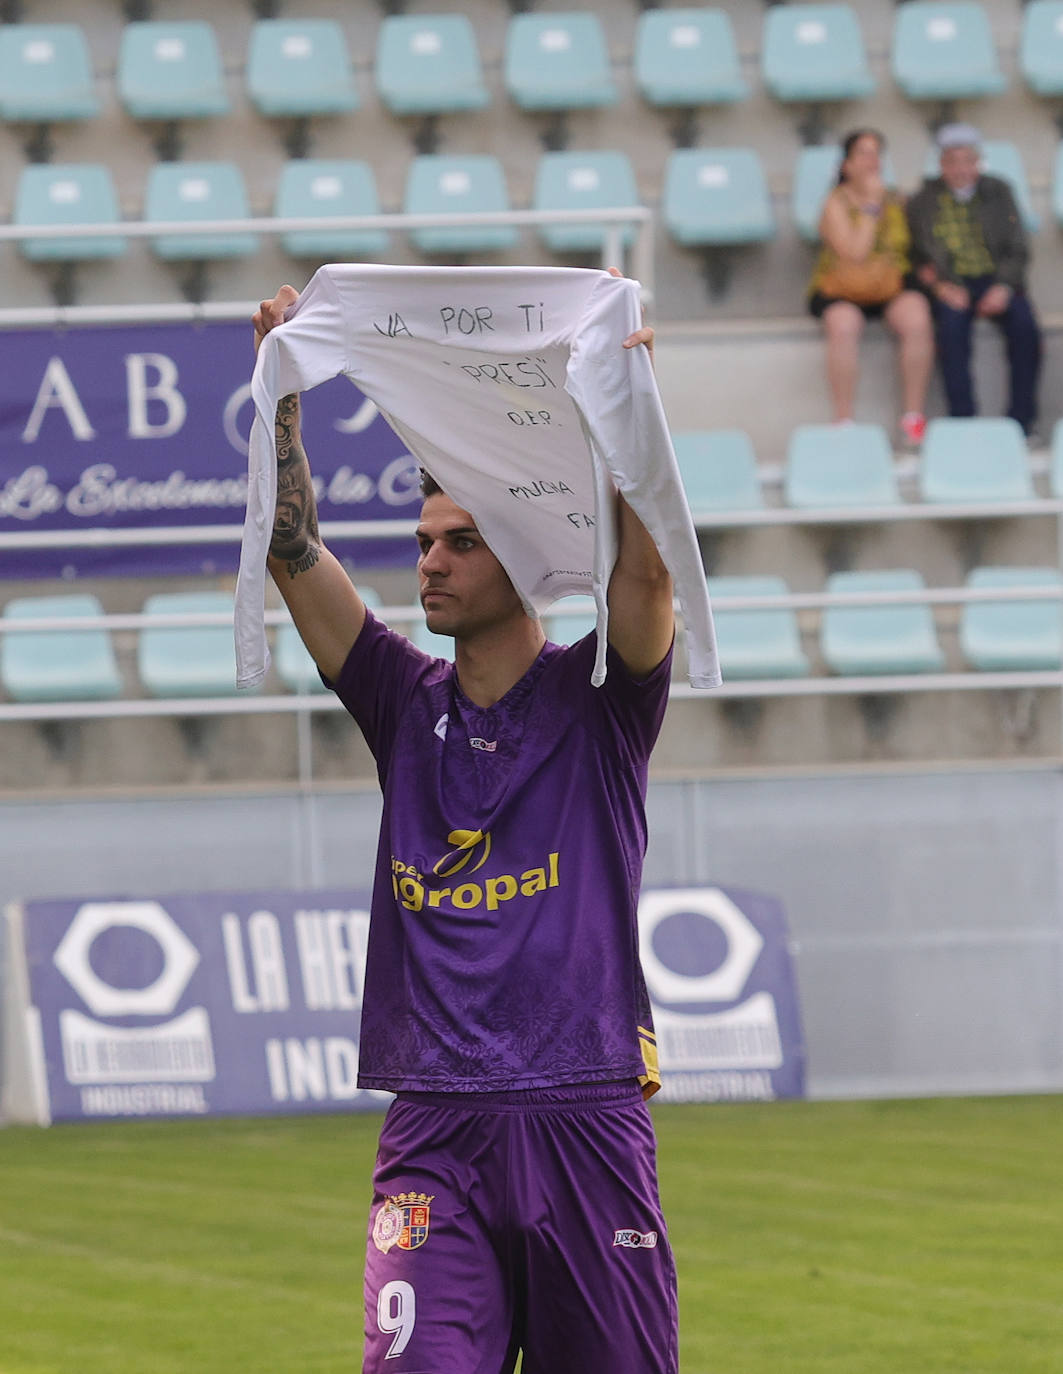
[{"xmin": 22, "ymin": 357, "xmax": 96, "ymax": 442}]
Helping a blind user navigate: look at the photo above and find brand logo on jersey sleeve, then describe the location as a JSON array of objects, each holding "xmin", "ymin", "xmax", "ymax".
[
  {"xmin": 372, "ymin": 1192, "xmax": 436, "ymax": 1254},
  {"xmin": 613, "ymin": 1228, "xmax": 659, "ymax": 1249}
]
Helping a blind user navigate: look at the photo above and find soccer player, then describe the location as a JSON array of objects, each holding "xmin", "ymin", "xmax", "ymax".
[{"xmin": 255, "ymin": 281, "xmax": 679, "ymax": 1374}]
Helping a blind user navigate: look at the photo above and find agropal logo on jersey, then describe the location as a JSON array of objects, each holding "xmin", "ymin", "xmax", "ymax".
[
  {"xmin": 50, "ymin": 900, "xmax": 215, "ymax": 1107},
  {"xmin": 390, "ymin": 828, "xmax": 560, "ymax": 912}
]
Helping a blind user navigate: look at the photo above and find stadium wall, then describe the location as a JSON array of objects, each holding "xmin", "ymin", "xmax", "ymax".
[{"xmin": 1, "ymin": 766, "xmax": 1061, "ymax": 1113}]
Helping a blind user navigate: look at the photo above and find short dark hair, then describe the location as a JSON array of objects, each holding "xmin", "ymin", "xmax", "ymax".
[{"xmin": 420, "ymin": 469, "xmax": 442, "ymax": 498}]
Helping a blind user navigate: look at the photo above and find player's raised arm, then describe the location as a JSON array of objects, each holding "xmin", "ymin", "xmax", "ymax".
[
  {"xmin": 605, "ymin": 318, "xmax": 675, "ymax": 678},
  {"xmin": 255, "ymin": 287, "xmax": 366, "ymax": 683}
]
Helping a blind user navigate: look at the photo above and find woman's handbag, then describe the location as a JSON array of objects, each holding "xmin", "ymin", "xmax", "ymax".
[{"xmin": 818, "ymin": 253, "xmax": 903, "ymax": 306}]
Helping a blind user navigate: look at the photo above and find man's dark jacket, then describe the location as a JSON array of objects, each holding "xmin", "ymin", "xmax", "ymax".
[{"xmin": 905, "ymin": 174, "xmax": 1029, "ymax": 291}]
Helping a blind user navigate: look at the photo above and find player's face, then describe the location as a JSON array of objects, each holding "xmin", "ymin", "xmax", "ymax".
[{"xmin": 416, "ymin": 492, "xmax": 524, "ymax": 640}]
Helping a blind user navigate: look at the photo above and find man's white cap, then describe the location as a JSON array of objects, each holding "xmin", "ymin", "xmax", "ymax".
[{"xmin": 937, "ymin": 122, "xmax": 981, "ymax": 150}]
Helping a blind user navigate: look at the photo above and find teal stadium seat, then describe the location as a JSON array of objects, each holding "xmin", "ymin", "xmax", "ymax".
[
  {"xmin": 1, "ymin": 594, "xmax": 122, "ymax": 703},
  {"xmin": 404, "ymin": 155, "xmax": 518, "ymax": 255},
  {"xmin": 762, "ymin": 4, "xmax": 874, "ymax": 103},
  {"xmin": 138, "ymin": 592, "xmax": 240, "ymax": 697},
  {"xmin": 504, "ymin": 12, "xmax": 617, "ymax": 110},
  {"xmin": 960, "ymin": 566, "xmax": 1063, "ymax": 670},
  {"xmin": 544, "ymin": 597, "xmax": 597, "ymax": 645},
  {"xmin": 663, "ymin": 148, "xmax": 774, "ymax": 246},
  {"xmin": 145, "ymin": 162, "xmax": 258, "ymax": 260},
  {"xmin": 274, "ymin": 160, "xmax": 388, "ymax": 259},
  {"xmin": 533, "ymin": 151, "xmax": 639, "ymax": 253},
  {"xmin": 375, "ymin": 14, "xmax": 489, "ymax": 116},
  {"xmin": 891, "ymin": 3, "xmax": 1005, "ymax": 100},
  {"xmin": 673, "ymin": 429, "xmax": 763, "ymax": 516},
  {"xmin": 706, "ymin": 576, "xmax": 810, "ymax": 680},
  {"xmin": 919, "ymin": 418, "xmax": 1033, "ymax": 504},
  {"xmin": 0, "ymin": 24, "xmax": 98, "ymax": 123},
  {"xmin": 922, "ymin": 139, "xmax": 1039, "ymax": 233},
  {"xmin": 634, "ymin": 8, "xmax": 748, "ymax": 107},
  {"xmin": 821, "ymin": 570, "xmax": 945, "ymax": 675},
  {"xmin": 14, "ymin": 164, "xmax": 126, "ymax": 261},
  {"xmin": 117, "ymin": 21, "xmax": 229, "ymax": 121},
  {"xmin": 1021, "ymin": 1, "xmax": 1063, "ymax": 96},
  {"xmin": 784, "ymin": 424, "xmax": 901, "ymax": 509},
  {"xmin": 275, "ymin": 590, "xmax": 380, "ymax": 693},
  {"xmin": 247, "ymin": 20, "xmax": 359, "ymax": 117}
]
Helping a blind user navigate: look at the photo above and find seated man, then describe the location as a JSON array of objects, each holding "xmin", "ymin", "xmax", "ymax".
[{"xmin": 906, "ymin": 123, "xmax": 1042, "ymax": 437}]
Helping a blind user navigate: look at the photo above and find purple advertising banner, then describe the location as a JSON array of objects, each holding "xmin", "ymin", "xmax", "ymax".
[
  {"xmin": 21, "ymin": 884, "xmax": 804, "ymax": 1123},
  {"xmin": 0, "ymin": 321, "xmax": 423, "ymax": 581}
]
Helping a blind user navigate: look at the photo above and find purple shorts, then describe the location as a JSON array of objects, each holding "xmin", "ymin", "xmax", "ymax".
[{"xmin": 363, "ymin": 1080, "xmax": 678, "ymax": 1374}]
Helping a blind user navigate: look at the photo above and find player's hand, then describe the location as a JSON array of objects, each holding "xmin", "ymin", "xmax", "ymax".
[
  {"xmin": 608, "ymin": 265, "xmax": 655, "ymax": 364},
  {"xmin": 253, "ymin": 284, "xmax": 299, "ymax": 354}
]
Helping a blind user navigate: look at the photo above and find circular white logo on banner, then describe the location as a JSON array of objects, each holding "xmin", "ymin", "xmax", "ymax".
[
  {"xmin": 637, "ymin": 887, "xmax": 763, "ymax": 1004},
  {"xmin": 53, "ymin": 900, "xmax": 200, "ymax": 1017}
]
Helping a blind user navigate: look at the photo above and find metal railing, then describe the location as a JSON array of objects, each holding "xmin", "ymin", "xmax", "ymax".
[{"xmin": 0, "ymin": 204, "xmax": 656, "ymax": 320}]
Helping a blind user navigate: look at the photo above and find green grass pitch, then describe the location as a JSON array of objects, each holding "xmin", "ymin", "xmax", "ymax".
[{"xmin": 0, "ymin": 1095, "xmax": 1060, "ymax": 1373}]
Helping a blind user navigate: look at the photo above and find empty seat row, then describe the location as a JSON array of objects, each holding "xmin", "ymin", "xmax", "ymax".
[
  {"xmin": 6, "ymin": 566, "xmax": 1059, "ymax": 705},
  {"xmin": 7, "ymin": 5, "xmax": 1063, "ymax": 148},
  {"xmin": 676, "ymin": 417, "xmax": 1060, "ymax": 519},
  {"xmin": 10, "ymin": 153, "xmax": 643, "ymax": 266},
  {"xmin": 709, "ymin": 567, "xmax": 1063, "ymax": 680}
]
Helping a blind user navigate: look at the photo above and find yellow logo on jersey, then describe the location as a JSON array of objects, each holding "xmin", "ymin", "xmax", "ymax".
[
  {"xmin": 433, "ymin": 829, "xmax": 492, "ymax": 877},
  {"xmin": 392, "ymin": 832, "xmax": 560, "ymax": 913}
]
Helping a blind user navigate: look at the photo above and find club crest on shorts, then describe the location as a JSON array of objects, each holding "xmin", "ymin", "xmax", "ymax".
[
  {"xmin": 613, "ymin": 1227, "xmax": 659, "ymax": 1249},
  {"xmin": 372, "ymin": 1192, "xmax": 435, "ymax": 1254}
]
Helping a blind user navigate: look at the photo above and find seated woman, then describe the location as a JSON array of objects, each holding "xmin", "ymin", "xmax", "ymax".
[{"xmin": 809, "ymin": 128, "xmax": 933, "ymax": 446}]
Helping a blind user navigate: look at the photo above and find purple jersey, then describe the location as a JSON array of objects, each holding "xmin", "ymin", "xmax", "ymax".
[{"xmin": 332, "ymin": 610, "xmax": 671, "ymax": 1093}]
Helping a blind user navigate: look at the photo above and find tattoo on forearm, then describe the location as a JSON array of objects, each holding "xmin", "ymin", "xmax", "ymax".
[{"xmin": 269, "ymin": 393, "xmax": 321, "ymax": 578}]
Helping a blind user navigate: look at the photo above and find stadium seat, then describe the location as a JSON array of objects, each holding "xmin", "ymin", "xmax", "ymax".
[
  {"xmin": 247, "ymin": 19, "xmax": 358, "ymax": 118},
  {"xmin": 403, "ymin": 155, "xmax": 518, "ymax": 255},
  {"xmin": 891, "ymin": 3, "xmax": 1006, "ymax": 100},
  {"xmin": 662, "ymin": 148, "xmax": 774, "ymax": 246},
  {"xmin": 634, "ymin": 8, "xmax": 748, "ymax": 107},
  {"xmin": 762, "ymin": 4, "xmax": 874, "ymax": 103},
  {"xmin": 1049, "ymin": 418, "xmax": 1063, "ymax": 494},
  {"xmin": 706, "ymin": 575, "xmax": 810, "ymax": 680},
  {"xmin": 504, "ymin": 12, "xmax": 617, "ymax": 111},
  {"xmin": 820, "ymin": 570, "xmax": 945, "ymax": 676},
  {"xmin": 1020, "ymin": 1, "xmax": 1063, "ymax": 96},
  {"xmin": 274, "ymin": 159, "xmax": 388, "ymax": 259},
  {"xmin": 375, "ymin": 14, "xmax": 489, "ymax": 116},
  {"xmin": 544, "ymin": 597, "xmax": 597, "ymax": 645},
  {"xmin": 117, "ymin": 22, "xmax": 229, "ymax": 122},
  {"xmin": 1, "ymin": 594, "xmax": 122, "ymax": 703},
  {"xmin": 919, "ymin": 418, "xmax": 1034, "ymax": 504},
  {"xmin": 138, "ymin": 591, "xmax": 240, "ymax": 697},
  {"xmin": 960, "ymin": 566, "xmax": 1063, "ymax": 671},
  {"xmin": 0, "ymin": 23, "xmax": 98, "ymax": 154},
  {"xmin": 532, "ymin": 150, "xmax": 639, "ymax": 254},
  {"xmin": 14, "ymin": 163, "xmax": 125, "ymax": 262},
  {"xmin": 144, "ymin": 162, "xmax": 258, "ymax": 261},
  {"xmin": 784, "ymin": 424, "xmax": 901, "ymax": 509},
  {"xmin": 921, "ymin": 139, "xmax": 1039, "ymax": 233},
  {"xmin": 673, "ymin": 429, "xmax": 763, "ymax": 516}
]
